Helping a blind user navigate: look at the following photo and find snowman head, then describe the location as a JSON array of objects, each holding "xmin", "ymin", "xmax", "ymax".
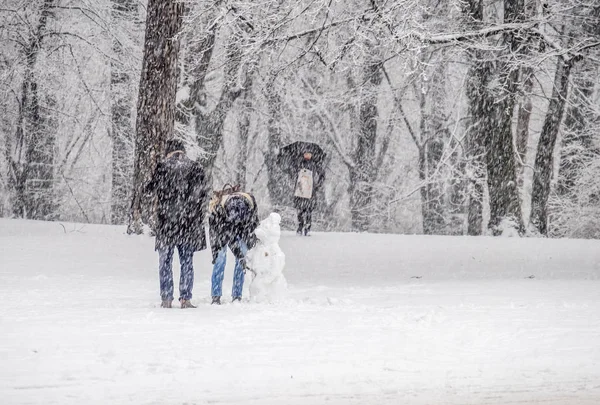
[
  {"xmin": 267, "ymin": 212, "xmax": 281, "ymax": 226},
  {"xmin": 256, "ymin": 213, "xmax": 281, "ymax": 244}
]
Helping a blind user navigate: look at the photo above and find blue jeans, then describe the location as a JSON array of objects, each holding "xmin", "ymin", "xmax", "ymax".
[
  {"xmin": 211, "ymin": 239, "xmax": 248, "ymax": 298},
  {"xmin": 159, "ymin": 245, "xmax": 194, "ymax": 301}
]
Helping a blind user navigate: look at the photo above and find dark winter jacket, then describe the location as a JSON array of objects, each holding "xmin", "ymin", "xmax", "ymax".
[
  {"xmin": 292, "ymin": 158, "xmax": 325, "ymax": 210},
  {"xmin": 145, "ymin": 151, "xmax": 207, "ymax": 252},
  {"xmin": 208, "ymin": 192, "xmax": 259, "ymax": 263}
]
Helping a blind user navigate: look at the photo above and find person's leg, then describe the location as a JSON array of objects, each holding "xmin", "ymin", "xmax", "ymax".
[
  {"xmin": 211, "ymin": 246, "xmax": 227, "ymax": 298},
  {"xmin": 304, "ymin": 208, "xmax": 313, "ymax": 235},
  {"xmin": 158, "ymin": 246, "xmax": 175, "ymax": 304},
  {"xmin": 232, "ymin": 239, "xmax": 249, "ymax": 300},
  {"xmin": 296, "ymin": 209, "xmax": 304, "ymax": 234},
  {"xmin": 178, "ymin": 245, "xmax": 195, "ymax": 301}
]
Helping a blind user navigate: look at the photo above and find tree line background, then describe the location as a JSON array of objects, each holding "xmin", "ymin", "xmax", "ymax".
[{"xmin": 1, "ymin": 0, "xmax": 600, "ymax": 237}]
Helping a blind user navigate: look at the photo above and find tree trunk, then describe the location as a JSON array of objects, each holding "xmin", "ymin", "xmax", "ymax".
[
  {"xmin": 529, "ymin": 57, "xmax": 574, "ymax": 235},
  {"xmin": 419, "ymin": 123, "xmax": 445, "ymax": 236},
  {"xmin": 174, "ymin": 9, "xmax": 219, "ymax": 212},
  {"xmin": 515, "ymin": 0, "xmax": 537, "ymax": 191},
  {"xmin": 485, "ymin": 89, "xmax": 523, "ymax": 235},
  {"xmin": 128, "ymin": 0, "xmax": 184, "ymax": 234},
  {"xmin": 110, "ymin": 0, "xmax": 137, "ymax": 225},
  {"xmin": 420, "ymin": 139, "xmax": 445, "ymax": 234},
  {"xmin": 185, "ymin": 18, "xmax": 248, "ymax": 192},
  {"xmin": 24, "ymin": 93, "xmax": 58, "ymax": 220},
  {"xmin": 8, "ymin": 0, "xmax": 56, "ymax": 220},
  {"xmin": 194, "ymin": 44, "xmax": 246, "ymax": 188},
  {"xmin": 515, "ymin": 66, "xmax": 534, "ymax": 189},
  {"xmin": 462, "ymin": 0, "xmax": 485, "ymax": 236},
  {"xmin": 555, "ymin": 0, "xmax": 600, "ymax": 200},
  {"xmin": 483, "ymin": 0, "xmax": 525, "ymax": 235},
  {"xmin": 419, "ymin": 62, "xmax": 448, "ymax": 235},
  {"xmin": 349, "ymin": 54, "xmax": 382, "ymax": 232},
  {"xmin": 177, "ymin": 12, "xmax": 219, "ymax": 128},
  {"xmin": 264, "ymin": 77, "xmax": 285, "ymax": 207},
  {"xmin": 556, "ymin": 72, "xmax": 596, "ymax": 198},
  {"xmin": 236, "ymin": 88, "xmax": 252, "ymax": 189}
]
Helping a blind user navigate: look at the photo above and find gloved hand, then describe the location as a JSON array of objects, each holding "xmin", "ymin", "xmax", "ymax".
[{"xmin": 239, "ymin": 257, "xmax": 256, "ymax": 276}]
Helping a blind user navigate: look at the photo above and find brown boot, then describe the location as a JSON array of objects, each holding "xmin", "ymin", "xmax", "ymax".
[
  {"xmin": 180, "ymin": 299, "xmax": 196, "ymax": 309},
  {"xmin": 161, "ymin": 300, "xmax": 172, "ymax": 308}
]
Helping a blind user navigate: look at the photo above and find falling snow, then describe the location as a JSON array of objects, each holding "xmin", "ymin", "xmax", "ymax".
[{"xmin": 2, "ymin": 2, "xmax": 600, "ymax": 404}]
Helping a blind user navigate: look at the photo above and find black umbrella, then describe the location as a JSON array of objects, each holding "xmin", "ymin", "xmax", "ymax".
[{"xmin": 276, "ymin": 141, "xmax": 327, "ymax": 168}]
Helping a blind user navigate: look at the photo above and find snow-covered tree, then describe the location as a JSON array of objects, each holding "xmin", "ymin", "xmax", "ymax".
[{"xmin": 128, "ymin": 0, "xmax": 184, "ymax": 234}]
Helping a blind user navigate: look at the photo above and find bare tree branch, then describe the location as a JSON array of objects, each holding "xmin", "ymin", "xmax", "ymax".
[{"xmin": 381, "ymin": 64, "xmax": 420, "ymax": 148}]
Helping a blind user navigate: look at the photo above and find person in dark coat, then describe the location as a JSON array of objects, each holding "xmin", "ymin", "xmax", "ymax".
[
  {"xmin": 293, "ymin": 152, "xmax": 325, "ymax": 236},
  {"xmin": 208, "ymin": 185, "xmax": 259, "ymax": 304},
  {"xmin": 145, "ymin": 139, "xmax": 206, "ymax": 309}
]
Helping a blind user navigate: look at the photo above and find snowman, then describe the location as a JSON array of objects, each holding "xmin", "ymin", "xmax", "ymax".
[{"xmin": 245, "ymin": 213, "xmax": 287, "ymax": 302}]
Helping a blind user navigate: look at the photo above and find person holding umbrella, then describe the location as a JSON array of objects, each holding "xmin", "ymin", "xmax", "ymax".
[{"xmin": 277, "ymin": 142, "xmax": 326, "ymax": 236}]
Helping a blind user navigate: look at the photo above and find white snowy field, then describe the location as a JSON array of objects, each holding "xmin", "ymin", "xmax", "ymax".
[{"xmin": 1, "ymin": 218, "xmax": 600, "ymax": 405}]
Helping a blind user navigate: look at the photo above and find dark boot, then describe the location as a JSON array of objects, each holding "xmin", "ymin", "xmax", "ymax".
[
  {"xmin": 232, "ymin": 296, "xmax": 242, "ymax": 303},
  {"xmin": 179, "ymin": 299, "xmax": 196, "ymax": 309},
  {"xmin": 211, "ymin": 296, "xmax": 221, "ymax": 305}
]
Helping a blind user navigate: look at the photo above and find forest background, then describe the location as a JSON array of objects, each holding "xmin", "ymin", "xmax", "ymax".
[{"xmin": 2, "ymin": 0, "xmax": 600, "ymax": 238}]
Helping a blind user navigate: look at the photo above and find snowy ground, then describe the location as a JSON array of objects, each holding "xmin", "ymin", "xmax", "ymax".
[{"xmin": 1, "ymin": 218, "xmax": 600, "ymax": 405}]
